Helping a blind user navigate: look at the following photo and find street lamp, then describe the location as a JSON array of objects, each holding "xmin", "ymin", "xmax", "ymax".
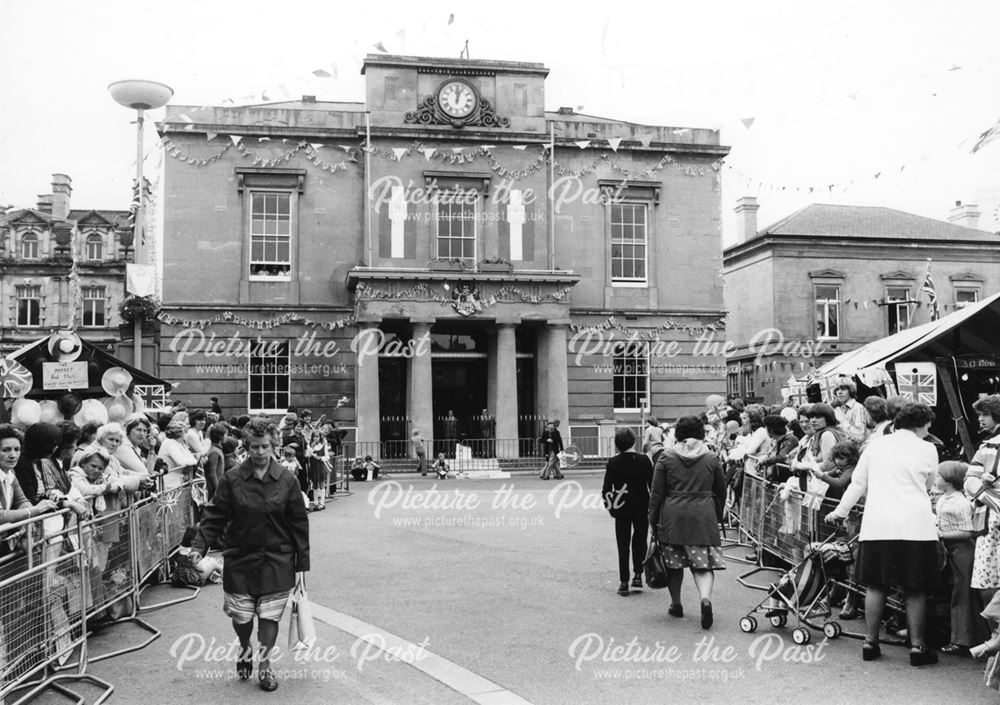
[{"xmin": 108, "ymin": 79, "xmax": 172, "ymax": 372}]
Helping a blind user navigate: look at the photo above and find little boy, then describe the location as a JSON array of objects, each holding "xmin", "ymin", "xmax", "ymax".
[{"xmin": 432, "ymin": 453, "xmax": 450, "ymax": 479}]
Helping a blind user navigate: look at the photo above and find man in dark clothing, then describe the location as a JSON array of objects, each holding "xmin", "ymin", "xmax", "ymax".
[
  {"xmin": 539, "ymin": 421, "xmax": 564, "ymax": 480},
  {"xmin": 602, "ymin": 427, "xmax": 653, "ymax": 595}
]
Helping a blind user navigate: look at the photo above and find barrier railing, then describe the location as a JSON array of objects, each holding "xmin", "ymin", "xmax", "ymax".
[{"xmin": 0, "ymin": 481, "xmax": 199, "ymax": 702}]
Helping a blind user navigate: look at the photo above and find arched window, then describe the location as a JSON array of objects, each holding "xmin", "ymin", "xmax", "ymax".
[
  {"xmin": 20, "ymin": 232, "xmax": 39, "ymax": 260},
  {"xmin": 85, "ymin": 233, "xmax": 104, "ymax": 261}
]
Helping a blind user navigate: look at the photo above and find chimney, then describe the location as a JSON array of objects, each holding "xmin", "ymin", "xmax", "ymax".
[
  {"xmin": 301, "ymin": 95, "xmax": 316, "ymax": 103},
  {"xmin": 557, "ymin": 106, "xmax": 574, "ymax": 115},
  {"xmin": 50, "ymin": 173, "xmax": 72, "ymax": 220},
  {"xmin": 734, "ymin": 196, "xmax": 760, "ymax": 243},
  {"xmin": 947, "ymin": 200, "xmax": 981, "ymax": 230},
  {"xmin": 36, "ymin": 194, "xmax": 53, "ymax": 214}
]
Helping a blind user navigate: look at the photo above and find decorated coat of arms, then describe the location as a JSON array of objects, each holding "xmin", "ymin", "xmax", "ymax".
[{"xmin": 451, "ymin": 285, "xmax": 482, "ymax": 317}]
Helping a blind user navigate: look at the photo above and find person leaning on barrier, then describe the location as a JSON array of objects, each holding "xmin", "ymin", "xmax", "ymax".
[
  {"xmin": 0, "ymin": 424, "xmax": 58, "ymax": 528},
  {"xmin": 825, "ymin": 403, "xmax": 941, "ymax": 666},
  {"xmin": 756, "ymin": 415, "xmax": 799, "ymax": 484},
  {"xmin": 191, "ymin": 417, "xmax": 310, "ymax": 692}
]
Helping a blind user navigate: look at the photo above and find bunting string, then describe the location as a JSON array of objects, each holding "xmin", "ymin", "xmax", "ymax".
[
  {"xmin": 354, "ymin": 281, "xmax": 572, "ymax": 307},
  {"xmin": 569, "ymin": 314, "xmax": 727, "ymax": 339},
  {"xmin": 157, "ymin": 310, "xmax": 356, "ymax": 331}
]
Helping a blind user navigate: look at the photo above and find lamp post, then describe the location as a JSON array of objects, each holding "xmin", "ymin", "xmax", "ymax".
[{"xmin": 108, "ymin": 79, "xmax": 172, "ymax": 371}]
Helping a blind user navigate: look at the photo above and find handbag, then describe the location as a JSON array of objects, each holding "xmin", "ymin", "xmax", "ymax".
[
  {"xmin": 287, "ymin": 576, "xmax": 316, "ymax": 652},
  {"xmin": 643, "ymin": 535, "xmax": 669, "ymax": 589}
]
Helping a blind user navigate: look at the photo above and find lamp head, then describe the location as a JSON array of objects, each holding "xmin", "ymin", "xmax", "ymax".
[{"xmin": 108, "ymin": 80, "xmax": 173, "ymax": 110}]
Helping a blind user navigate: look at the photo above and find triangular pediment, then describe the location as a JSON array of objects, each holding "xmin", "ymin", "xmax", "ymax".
[
  {"xmin": 879, "ymin": 270, "xmax": 915, "ymax": 280},
  {"xmin": 949, "ymin": 271, "xmax": 985, "ymax": 283},
  {"xmin": 808, "ymin": 268, "xmax": 846, "ymax": 279},
  {"xmin": 2, "ymin": 209, "xmax": 51, "ymax": 227},
  {"xmin": 75, "ymin": 210, "xmax": 113, "ymax": 227}
]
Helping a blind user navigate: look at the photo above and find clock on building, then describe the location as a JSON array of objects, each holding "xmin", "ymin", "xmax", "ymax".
[{"xmin": 437, "ymin": 80, "xmax": 477, "ymax": 118}]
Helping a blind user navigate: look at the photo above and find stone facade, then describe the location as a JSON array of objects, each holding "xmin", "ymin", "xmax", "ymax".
[
  {"xmin": 159, "ymin": 54, "xmax": 729, "ymax": 455},
  {"xmin": 723, "ymin": 199, "xmax": 1000, "ymax": 403},
  {"xmin": 0, "ymin": 174, "xmax": 129, "ymax": 356}
]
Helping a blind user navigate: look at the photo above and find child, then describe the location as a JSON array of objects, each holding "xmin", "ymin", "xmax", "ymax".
[
  {"xmin": 362, "ymin": 455, "xmax": 380, "ymax": 482},
  {"xmin": 350, "ymin": 456, "xmax": 367, "ymax": 482},
  {"xmin": 308, "ymin": 430, "xmax": 330, "ymax": 510},
  {"xmin": 935, "ymin": 460, "xmax": 978, "ymax": 655},
  {"xmin": 432, "ymin": 453, "xmax": 450, "ymax": 479},
  {"xmin": 279, "ymin": 444, "xmax": 307, "ymax": 504},
  {"xmin": 221, "ymin": 437, "xmax": 239, "ymax": 473}
]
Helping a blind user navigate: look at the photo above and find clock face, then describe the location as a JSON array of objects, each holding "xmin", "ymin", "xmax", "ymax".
[{"xmin": 438, "ymin": 80, "xmax": 477, "ymax": 118}]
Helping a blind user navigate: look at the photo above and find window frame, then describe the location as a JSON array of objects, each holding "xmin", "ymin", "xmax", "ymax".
[
  {"xmin": 609, "ymin": 201, "xmax": 649, "ymax": 287},
  {"xmin": 81, "ymin": 286, "xmax": 106, "ymax": 328},
  {"xmin": 247, "ymin": 340, "xmax": 291, "ymax": 414},
  {"xmin": 20, "ymin": 232, "xmax": 39, "ymax": 260},
  {"xmin": 247, "ymin": 189, "xmax": 294, "ymax": 282},
  {"xmin": 16, "ymin": 284, "xmax": 42, "ymax": 327},
  {"xmin": 954, "ymin": 287, "xmax": 980, "ymax": 309},
  {"xmin": 567, "ymin": 424, "xmax": 601, "ymax": 458},
  {"xmin": 813, "ymin": 284, "xmax": 841, "ymax": 340},
  {"xmin": 84, "ymin": 232, "xmax": 104, "ymax": 261},
  {"xmin": 885, "ymin": 285, "xmax": 912, "ymax": 335},
  {"xmin": 611, "ymin": 348, "xmax": 650, "ymax": 413},
  {"xmin": 433, "ymin": 189, "xmax": 480, "ymax": 265}
]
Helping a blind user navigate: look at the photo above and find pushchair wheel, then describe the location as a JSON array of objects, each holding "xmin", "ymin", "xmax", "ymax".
[
  {"xmin": 822, "ymin": 621, "xmax": 842, "ymax": 639},
  {"xmin": 792, "ymin": 627, "xmax": 811, "ymax": 645},
  {"xmin": 739, "ymin": 617, "xmax": 758, "ymax": 633},
  {"xmin": 769, "ymin": 613, "xmax": 788, "ymax": 628}
]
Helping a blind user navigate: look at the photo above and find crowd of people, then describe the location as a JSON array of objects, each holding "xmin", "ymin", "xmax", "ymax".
[{"xmin": 601, "ymin": 385, "xmax": 1000, "ymax": 684}]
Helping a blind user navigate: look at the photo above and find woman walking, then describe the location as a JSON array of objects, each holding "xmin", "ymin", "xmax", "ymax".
[
  {"xmin": 648, "ymin": 415, "xmax": 727, "ymax": 629},
  {"xmin": 192, "ymin": 418, "xmax": 310, "ymax": 692},
  {"xmin": 826, "ymin": 403, "xmax": 940, "ymax": 666},
  {"xmin": 602, "ymin": 428, "xmax": 653, "ymax": 596}
]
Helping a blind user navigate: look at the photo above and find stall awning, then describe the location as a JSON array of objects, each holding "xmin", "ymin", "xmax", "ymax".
[{"xmin": 817, "ymin": 291, "xmax": 1000, "ymax": 378}]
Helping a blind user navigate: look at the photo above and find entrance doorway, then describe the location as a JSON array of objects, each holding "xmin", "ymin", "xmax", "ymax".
[{"xmin": 432, "ymin": 358, "xmax": 487, "ymax": 456}]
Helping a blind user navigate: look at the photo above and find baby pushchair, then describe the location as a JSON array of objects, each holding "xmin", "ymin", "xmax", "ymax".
[{"xmin": 738, "ymin": 534, "xmax": 856, "ymax": 644}]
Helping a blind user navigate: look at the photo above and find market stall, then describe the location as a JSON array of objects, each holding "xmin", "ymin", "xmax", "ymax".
[{"xmin": 0, "ymin": 330, "xmax": 172, "ymax": 427}]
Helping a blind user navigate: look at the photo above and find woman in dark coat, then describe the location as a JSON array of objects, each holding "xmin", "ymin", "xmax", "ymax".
[
  {"xmin": 602, "ymin": 427, "xmax": 653, "ymax": 596},
  {"xmin": 193, "ymin": 418, "xmax": 309, "ymax": 692},
  {"xmin": 648, "ymin": 415, "xmax": 727, "ymax": 629}
]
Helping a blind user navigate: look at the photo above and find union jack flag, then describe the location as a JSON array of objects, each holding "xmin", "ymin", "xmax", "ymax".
[
  {"xmin": 896, "ymin": 366, "xmax": 937, "ymax": 405},
  {"xmin": 134, "ymin": 384, "xmax": 168, "ymax": 411},
  {"xmin": 921, "ymin": 262, "xmax": 939, "ymax": 321}
]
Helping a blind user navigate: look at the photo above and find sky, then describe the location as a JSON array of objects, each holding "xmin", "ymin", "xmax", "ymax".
[{"xmin": 2, "ymin": 0, "xmax": 1000, "ymax": 246}]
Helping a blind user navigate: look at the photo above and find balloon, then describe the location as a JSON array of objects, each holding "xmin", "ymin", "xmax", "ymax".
[
  {"xmin": 11, "ymin": 398, "xmax": 41, "ymax": 428},
  {"xmin": 103, "ymin": 394, "xmax": 134, "ymax": 422},
  {"xmin": 39, "ymin": 400, "xmax": 64, "ymax": 425}
]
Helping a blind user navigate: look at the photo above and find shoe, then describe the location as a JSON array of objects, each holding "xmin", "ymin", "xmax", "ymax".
[
  {"xmin": 631, "ymin": 576, "xmax": 642, "ymax": 589},
  {"xmin": 554, "ymin": 474, "xmax": 565, "ymax": 479},
  {"xmin": 700, "ymin": 598, "xmax": 713, "ymax": 629},
  {"xmin": 909, "ymin": 647, "xmax": 938, "ymax": 667},
  {"xmin": 940, "ymin": 644, "xmax": 969, "ymax": 656},
  {"xmin": 258, "ymin": 668, "xmax": 278, "ymax": 691},
  {"xmin": 617, "ymin": 582, "xmax": 630, "ymax": 596},
  {"xmin": 237, "ymin": 656, "xmax": 253, "ymax": 680},
  {"xmin": 862, "ymin": 641, "xmax": 881, "ymax": 661},
  {"xmin": 668, "ymin": 604, "xmax": 684, "ymax": 618},
  {"xmin": 421, "ymin": 473, "xmax": 427, "ymax": 476},
  {"xmin": 838, "ymin": 607, "xmax": 860, "ymax": 620}
]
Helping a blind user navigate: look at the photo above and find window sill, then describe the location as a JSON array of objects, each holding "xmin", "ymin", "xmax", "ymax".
[
  {"xmin": 249, "ymin": 408, "xmax": 289, "ymax": 415},
  {"xmin": 249, "ymin": 275, "xmax": 292, "ymax": 282},
  {"xmin": 611, "ymin": 281, "xmax": 648, "ymax": 289}
]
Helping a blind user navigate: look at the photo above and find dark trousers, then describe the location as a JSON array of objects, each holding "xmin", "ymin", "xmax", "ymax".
[{"xmin": 615, "ymin": 514, "xmax": 648, "ymax": 583}]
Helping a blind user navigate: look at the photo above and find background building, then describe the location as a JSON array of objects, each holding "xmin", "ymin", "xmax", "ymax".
[
  {"xmin": 159, "ymin": 54, "xmax": 730, "ymax": 455},
  {"xmin": 723, "ymin": 197, "xmax": 1000, "ymax": 403},
  {"xmin": 0, "ymin": 174, "xmax": 129, "ymax": 356}
]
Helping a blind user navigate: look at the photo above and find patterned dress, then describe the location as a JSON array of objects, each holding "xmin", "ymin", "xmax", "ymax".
[{"xmin": 971, "ymin": 435, "xmax": 1000, "ymax": 590}]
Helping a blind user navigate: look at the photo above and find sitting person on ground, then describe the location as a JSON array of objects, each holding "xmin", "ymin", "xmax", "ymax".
[
  {"xmin": 432, "ymin": 453, "xmax": 451, "ymax": 479},
  {"xmin": 350, "ymin": 456, "xmax": 366, "ymax": 481},
  {"xmin": 362, "ymin": 455, "xmax": 380, "ymax": 482}
]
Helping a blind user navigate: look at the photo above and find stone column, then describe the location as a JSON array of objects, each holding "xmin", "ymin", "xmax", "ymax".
[
  {"xmin": 544, "ymin": 323, "xmax": 569, "ymax": 425},
  {"xmin": 495, "ymin": 323, "xmax": 519, "ymax": 458},
  {"xmin": 354, "ymin": 323, "xmax": 381, "ymax": 449},
  {"xmin": 408, "ymin": 320, "xmax": 434, "ymax": 452}
]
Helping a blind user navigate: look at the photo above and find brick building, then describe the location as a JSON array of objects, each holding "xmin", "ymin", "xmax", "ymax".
[
  {"xmin": 723, "ymin": 197, "xmax": 1000, "ymax": 403},
  {"xmin": 0, "ymin": 174, "xmax": 129, "ymax": 356},
  {"xmin": 158, "ymin": 54, "xmax": 730, "ymax": 456}
]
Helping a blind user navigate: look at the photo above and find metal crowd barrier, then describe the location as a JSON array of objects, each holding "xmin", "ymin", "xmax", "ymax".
[{"xmin": 1, "ymin": 480, "xmax": 200, "ymax": 703}]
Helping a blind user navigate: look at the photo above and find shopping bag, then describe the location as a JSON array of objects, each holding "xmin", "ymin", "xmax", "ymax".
[
  {"xmin": 643, "ymin": 536, "xmax": 669, "ymax": 589},
  {"xmin": 287, "ymin": 580, "xmax": 316, "ymax": 651}
]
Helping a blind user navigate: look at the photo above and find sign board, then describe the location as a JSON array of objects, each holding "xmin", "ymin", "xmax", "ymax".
[
  {"xmin": 950, "ymin": 355, "xmax": 1000, "ymax": 371},
  {"xmin": 42, "ymin": 362, "xmax": 89, "ymax": 390},
  {"xmin": 559, "ymin": 445, "xmax": 582, "ymax": 468}
]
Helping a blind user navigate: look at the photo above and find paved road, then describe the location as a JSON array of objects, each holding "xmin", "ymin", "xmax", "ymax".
[{"xmin": 87, "ymin": 474, "xmax": 993, "ymax": 704}]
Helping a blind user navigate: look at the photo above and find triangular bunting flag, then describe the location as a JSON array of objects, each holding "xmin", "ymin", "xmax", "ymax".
[
  {"xmin": 178, "ymin": 114, "xmax": 194, "ymax": 123},
  {"xmin": 638, "ymin": 134, "xmax": 653, "ymax": 147},
  {"xmin": 374, "ymin": 42, "xmax": 388, "ymax": 53},
  {"xmin": 391, "ymin": 147, "xmax": 408, "ymax": 160},
  {"xmin": 448, "ymin": 13, "xmax": 454, "ymax": 24},
  {"xmin": 206, "ymin": 132, "xmax": 217, "ymax": 142},
  {"xmin": 184, "ymin": 124, "xmax": 195, "ymax": 131},
  {"xmin": 258, "ymin": 137, "xmax": 271, "ymax": 143},
  {"xmin": 451, "ymin": 147, "xmax": 464, "ymax": 154},
  {"xmin": 574, "ymin": 140, "xmax": 591, "ymax": 149},
  {"xmin": 312, "ymin": 67, "xmax": 335, "ymax": 78},
  {"xmin": 229, "ymin": 135, "xmax": 241, "ymax": 146},
  {"xmin": 339, "ymin": 145, "xmax": 353, "ymax": 152},
  {"xmin": 741, "ymin": 117, "xmax": 756, "ymax": 129},
  {"xmin": 421, "ymin": 148, "xmax": 436, "ymax": 161},
  {"xmin": 512, "ymin": 145, "xmax": 527, "ymax": 151},
  {"xmin": 311, "ymin": 143, "xmax": 323, "ymax": 151},
  {"xmin": 480, "ymin": 144, "xmax": 496, "ymax": 150},
  {"xmin": 608, "ymin": 137, "xmax": 622, "ymax": 152}
]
